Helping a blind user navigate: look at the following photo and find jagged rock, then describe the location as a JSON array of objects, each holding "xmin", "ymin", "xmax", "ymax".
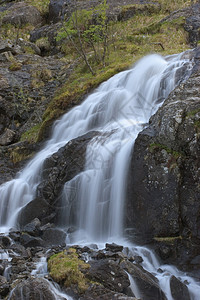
[
  {"xmin": 2, "ymin": 2, "xmax": 43, "ymax": 27},
  {"xmin": 170, "ymin": 275, "xmax": 190, "ymax": 300},
  {"xmin": 8, "ymin": 278, "xmax": 57, "ymax": 300}
]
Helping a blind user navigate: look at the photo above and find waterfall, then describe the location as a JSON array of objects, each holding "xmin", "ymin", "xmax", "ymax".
[
  {"xmin": 0, "ymin": 52, "xmax": 199, "ymax": 299},
  {"xmin": 0, "ymin": 53, "xmax": 192, "ymax": 233}
]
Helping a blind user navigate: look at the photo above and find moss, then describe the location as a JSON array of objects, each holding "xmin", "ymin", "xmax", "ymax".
[
  {"xmin": 48, "ymin": 248, "xmax": 90, "ymax": 293},
  {"xmin": 9, "ymin": 147, "xmax": 35, "ymax": 164},
  {"xmin": 149, "ymin": 143, "xmax": 182, "ymax": 159},
  {"xmin": 20, "ymin": 123, "xmax": 42, "ymax": 143},
  {"xmin": 187, "ymin": 108, "xmax": 200, "ymax": 117},
  {"xmin": 154, "ymin": 236, "xmax": 182, "ymax": 242},
  {"xmin": 9, "ymin": 61, "xmax": 22, "ymax": 71},
  {"xmin": 24, "ymin": 0, "xmax": 49, "ymax": 15},
  {"xmin": 35, "ymin": 37, "xmax": 50, "ymax": 51},
  {"xmin": 37, "ymin": 62, "xmax": 129, "ymax": 140}
]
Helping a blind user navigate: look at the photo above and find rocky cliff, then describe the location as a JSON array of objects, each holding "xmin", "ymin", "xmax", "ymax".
[{"xmin": 126, "ymin": 48, "xmax": 200, "ymax": 275}]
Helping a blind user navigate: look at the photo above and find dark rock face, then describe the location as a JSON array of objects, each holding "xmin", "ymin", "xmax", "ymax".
[{"xmin": 126, "ymin": 64, "xmax": 200, "ymax": 272}]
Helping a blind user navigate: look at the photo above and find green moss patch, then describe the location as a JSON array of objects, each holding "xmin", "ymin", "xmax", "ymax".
[
  {"xmin": 149, "ymin": 143, "xmax": 182, "ymax": 159},
  {"xmin": 48, "ymin": 248, "xmax": 90, "ymax": 293}
]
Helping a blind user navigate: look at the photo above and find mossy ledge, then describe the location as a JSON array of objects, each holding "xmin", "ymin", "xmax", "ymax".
[
  {"xmin": 48, "ymin": 248, "xmax": 91, "ymax": 294},
  {"xmin": 37, "ymin": 63, "xmax": 129, "ymax": 141}
]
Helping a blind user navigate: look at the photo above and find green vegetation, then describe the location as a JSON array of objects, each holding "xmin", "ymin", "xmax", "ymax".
[
  {"xmin": 154, "ymin": 236, "xmax": 182, "ymax": 242},
  {"xmin": 149, "ymin": 143, "xmax": 182, "ymax": 159},
  {"xmin": 24, "ymin": 0, "xmax": 49, "ymax": 15},
  {"xmin": 0, "ymin": 0, "xmax": 193, "ymax": 147},
  {"xmin": 20, "ymin": 123, "xmax": 42, "ymax": 143},
  {"xmin": 48, "ymin": 248, "xmax": 90, "ymax": 293}
]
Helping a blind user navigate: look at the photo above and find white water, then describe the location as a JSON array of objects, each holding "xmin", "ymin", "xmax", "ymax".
[{"xmin": 0, "ymin": 52, "xmax": 199, "ymax": 299}]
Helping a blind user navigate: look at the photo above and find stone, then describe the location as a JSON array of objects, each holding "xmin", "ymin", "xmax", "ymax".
[
  {"xmin": 49, "ymin": 0, "xmax": 72, "ymax": 24},
  {"xmin": 0, "ymin": 128, "xmax": 15, "ymax": 145},
  {"xmin": 23, "ymin": 218, "xmax": 41, "ymax": 236},
  {"xmin": 20, "ymin": 233, "xmax": 44, "ymax": 248},
  {"xmin": 42, "ymin": 228, "xmax": 66, "ymax": 246},
  {"xmin": 105, "ymin": 243, "xmax": 123, "ymax": 252},
  {"xmin": 121, "ymin": 260, "xmax": 166, "ymax": 300},
  {"xmin": 2, "ymin": 2, "xmax": 43, "ymax": 27},
  {"xmin": 8, "ymin": 277, "xmax": 57, "ymax": 300},
  {"xmin": 87, "ymin": 259, "xmax": 130, "ymax": 294},
  {"xmin": 170, "ymin": 275, "xmax": 190, "ymax": 300}
]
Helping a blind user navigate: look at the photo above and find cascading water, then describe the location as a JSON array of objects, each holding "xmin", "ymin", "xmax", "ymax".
[{"xmin": 0, "ymin": 52, "xmax": 200, "ymax": 299}]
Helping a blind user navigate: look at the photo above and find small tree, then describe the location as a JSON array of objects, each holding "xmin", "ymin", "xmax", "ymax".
[{"xmin": 57, "ymin": 0, "xmax": 108, "ymax": 75}]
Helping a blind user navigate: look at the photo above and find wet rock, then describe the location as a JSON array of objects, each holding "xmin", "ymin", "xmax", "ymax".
[
  {"xmin": 8, "ymin": 277, "xmax": 57, "ymax": 300},
  {"xmin": 170, "ymin": 275, "xmax": 190, "ymax": 300},
  {"xmin": 0, "ymin": 235, "xmax": 11, "ymax": 247},
  {"xmin": 23, "ymin": 218, "xmax": 41, "ymax": 236},
  {"xmin": 42, "ymin": 228, "xmax": 66, "ymax": 246},
  {"xmin": 121, "ymin": 260, "xmax": 166, "ymax": 300},
  {"xmin": 2, "ymin": 2, "xmax": 43, "ymax": 27},
  {"xmin": 20, "ymin": 233, "xmax": 44, "ymax": 248},
  {"xmin": 105, "ymin": 243, "xmax": 123, "ymax": 252},
  {"xmin": 87, "ymin": 259, "xmax": 130, "ymax": 294}
]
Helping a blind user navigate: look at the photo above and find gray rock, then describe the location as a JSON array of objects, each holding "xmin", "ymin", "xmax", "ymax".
[
  {"xmin": 8, "ymin": 277, "xmax": 57, "ymax": 300},
  {"xmin": 0, "ymin": 128, "xmax": 15, "ymax": 145},
  {"xmin": 170, "ymin": 275, "xmax": 190, "ymax": 300},
  {"xmin": 20, "ymin": 233, "xmax": 44, "ymax": 248},
  {"xmin": 2, "ymin": 2, "xmax": 43, "ymax": 27},
  {"xmin": 121, "ymin": 260, "xmax": 166, "ymax": 300},
  {"xmin": 49, "ymin": 0, "xmax": 72, "ymax": 24},
  {"xmin": 42, "ymin": 228, "xmax": 66, "ymax": 246}
]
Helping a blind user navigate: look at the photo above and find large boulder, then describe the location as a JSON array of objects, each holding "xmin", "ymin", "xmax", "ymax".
[
  {"xmin": 2, "ymin": 2, "xmax": 43, "ymax": 27},
  {"xmin": 126, "ymin": 53, "xmax": 200, "ymax": 272},
  {"xmin": 49, "ymin": 0, "xmax": 72, "ymax": 24}
]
